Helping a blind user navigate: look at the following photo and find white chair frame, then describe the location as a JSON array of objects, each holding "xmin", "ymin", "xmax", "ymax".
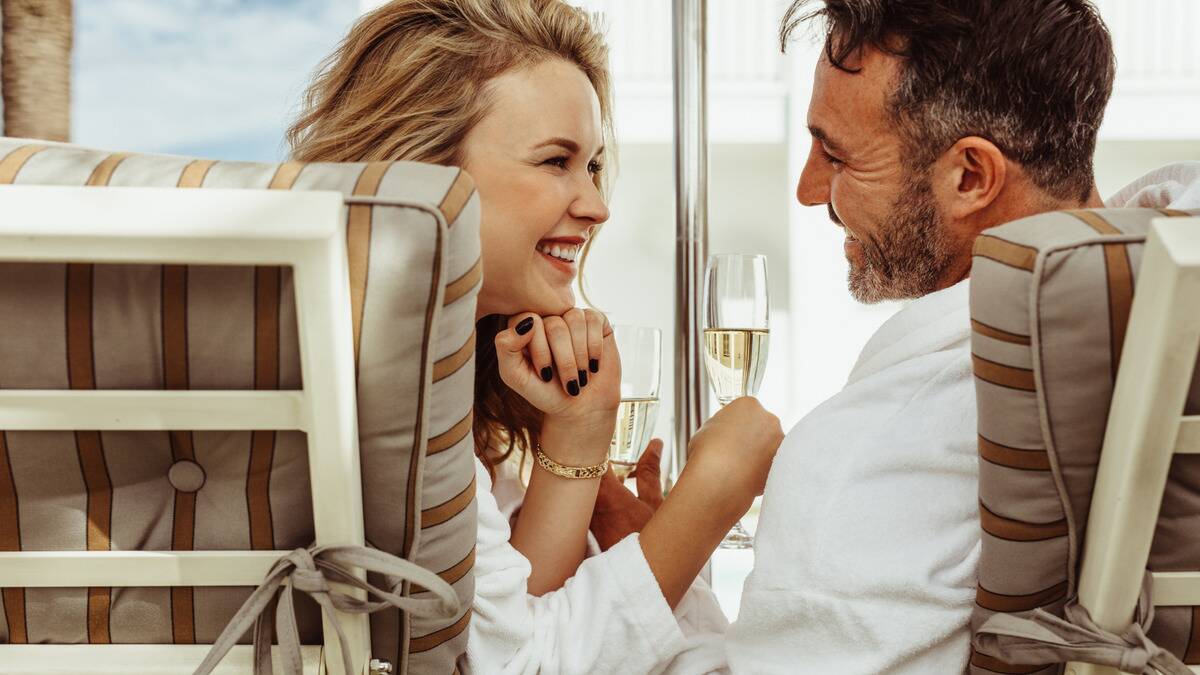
[
  {"xmin": 1068, "ymin": 217, "xmax": 1200, "ymax": 675},
  {"xmin": 0, "ymin": 186, "xmax": 372, "ymax": 674}
]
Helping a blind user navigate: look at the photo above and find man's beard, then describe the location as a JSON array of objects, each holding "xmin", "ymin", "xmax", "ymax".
[{"xmin": 844, "ymin": 171, "xmax": 955, "ymax": 304}]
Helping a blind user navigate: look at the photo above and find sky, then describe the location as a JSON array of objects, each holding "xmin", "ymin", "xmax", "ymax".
[{"xmin": 74, "ymin": 0, "xmax": 358, "ymax": 162}]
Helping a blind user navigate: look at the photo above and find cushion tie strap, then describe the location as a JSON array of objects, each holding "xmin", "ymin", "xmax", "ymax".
[
  {"xmin": 974, "ymin": 572, "xmax": 1190, "ymax": 675},
  {"xmin": 195, "ymin": 545, "xmax": 460, "ymax": 675}
]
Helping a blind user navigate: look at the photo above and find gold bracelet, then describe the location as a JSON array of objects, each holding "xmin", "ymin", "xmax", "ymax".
[{"xmin": 534, "ymin": 446, "xmax": 608, "ymax": 480}]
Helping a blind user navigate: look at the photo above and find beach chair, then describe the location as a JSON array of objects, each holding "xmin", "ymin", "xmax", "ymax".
[
  {"xmin": 966, "ymin": 207, "xmax": 1200, "ymax": 674},
  {"xmin": 0, "ymin": 140, "xmax": 482, "ymax": 674}
]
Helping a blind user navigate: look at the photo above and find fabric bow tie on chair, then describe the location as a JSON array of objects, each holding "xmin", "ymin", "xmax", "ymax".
[
  {"xmin": 974, "ymin": 572, "xmax": 1190, "ymax": 675},
  {"xmin": 195, "ymin": 545, "xmax": 461, "ymax": 675}
]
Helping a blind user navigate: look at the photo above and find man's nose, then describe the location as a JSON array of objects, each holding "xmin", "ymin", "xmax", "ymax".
[{"xmin": 796, "ymin": 148, "xmax": 831, "ymax": 206}]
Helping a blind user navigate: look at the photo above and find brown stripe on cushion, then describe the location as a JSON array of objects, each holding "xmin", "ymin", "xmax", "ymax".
[
  {"xmin": 980, "ymin": 501, "xmax": 1067, "ymax": 542},
  {"xmin": 973, "ymin": 236, "xmax": 1037, "ymax": 272},
  {"xmin": 444, "ymin": 258, "xmax": 482, "ymax": 307},
  {"xmin": 1159, "ymin": 209, "xmax": 1190, "ymax": 218},
  {"xmin": 433, "ymin": 332, "xmax": 476, "ymax": 383},
  {"xmin": 1067, "ymin": 209, "xmax": 1121, "ymax": 235},
  {"xmin": 1101, "ymin": 243, "xmax": 1134, "ymax": 381},
  {"xmin": 422, "ymin": 477, "xmax": 476, "ymax": 530},
  {"xmin": 248, "ymin": 266, "xmax": 281, "ymax": 551},
  {"xmin": 161, "ymin": 265, "xmax": 197, "ymax": 644},
  {"xmin": 412, "ymin": 546, "xmax": 476, "ymax": 592},
  {"xmin": 973, "ymin": 355, "xmax": 1035, "ymax": 391},
  {"xmin": 971, "ymin": 320, "xmax": 1031, "ymax": 346},
  {"xmin": 976, "ymin": 581, "xmax": 1068, "ymax": 613},
  {"xmin": 0, "ymin": 144, "xmax": 46, "ymax": 183},
  {"xmin": 0, "ymin": 432, "xmax": 27, "ymax": 643},
  {"xmin": 86, "ymin": 153, "xmax": 131, "ymax": 187},
  {"xmin": 347, "ymin": 162, "xmax": 392, "ymax": 366},
  {"xmin": 428, "ymin": 411, "xmax": 473, "ymax": 456},
  {"xmin": 267, "ymin": 161, "xmax": 306, "ymax": 190},
  {"xmin": 176, "ymin": 159, "xmax": 216, "ymax": 188},
  {"xmin": 1186, "ymin": 606, "xmax": 1200, "ymax": 664},
  {"xmin": 409, "ymin": 608, "xmax": 471, "ymax": 653},
  {"xmin": 979, "ymin": 435, "xmax": 1050, "ymax": 471},
  {"xmin": 970, "ymin": 649, "xmax": 1047, "ymax": 674},
  {"xmin": 66, "ymin": 263, "xmax": 113, "ymax": 643},
  {"xmin": 438, "ymin": 169, "xmax": 476, "ymax": 226}
]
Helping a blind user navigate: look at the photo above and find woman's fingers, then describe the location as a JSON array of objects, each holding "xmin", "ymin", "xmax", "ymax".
[
  {"xmin": 562, "ymin": 308, "xmax": 590, "ymax": 387},
  {"xmin": 584, "ymin": 310, "xmax": 605, "ymax": 375},
  {"xmin": 499, "ymin": 313, "xmax": 552, "ymax": 385},
  {"xmin": 543, "ymin": 315, "xmax": 580, "ymax": 396}
]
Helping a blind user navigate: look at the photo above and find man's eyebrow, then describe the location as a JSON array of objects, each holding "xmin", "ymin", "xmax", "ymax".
[{"xmin": 808, "ymin": 125, "xmax": 848, "ymax": 156}]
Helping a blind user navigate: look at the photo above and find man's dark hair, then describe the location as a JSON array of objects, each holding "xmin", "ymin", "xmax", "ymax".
[{"xmin": 782, "ymin": 0, "xmax": 1115, "ymax": 203}]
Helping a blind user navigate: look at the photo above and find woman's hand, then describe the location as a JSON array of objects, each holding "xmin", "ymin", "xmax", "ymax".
[
  {"xmin": 683, "ymin": 397, "xmax": 784, "ymax": 515},
  {"xmin": 494, "ymin": 308, "xmax": 620, "ymax": 464},
  {"xmin": 589, "ymin": 439, "xmax": 664, "ymax": 550}
]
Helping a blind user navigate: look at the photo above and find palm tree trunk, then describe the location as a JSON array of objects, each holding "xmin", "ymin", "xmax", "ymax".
[{"xmin": 1, "ymin": 0, "xmax": 72, "ymax": 142}]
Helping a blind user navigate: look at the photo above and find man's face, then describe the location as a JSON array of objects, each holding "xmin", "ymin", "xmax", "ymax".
[{"xmin": 796, "ymin": 46, "xmax": 954, "ymax": 303}]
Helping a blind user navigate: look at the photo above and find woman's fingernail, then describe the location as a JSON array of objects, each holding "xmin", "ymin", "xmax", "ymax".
[
  {"xmin": 589, "ymin": 358, "xmax": 599, "ymax": 373},
  {"xmin": 578, "ymin": 369, "xmax": 588, "ymax": 387},
  {"xmin": 567, "ymin": 379, "xmax": 580, "ymax": 396},
  {"xmin": 515, "ymin": 317, "xmax": 534, "ymax": 335},
  {"xmin": 540, "ymin": 366, "xmax": 553, "ymax": 382}
]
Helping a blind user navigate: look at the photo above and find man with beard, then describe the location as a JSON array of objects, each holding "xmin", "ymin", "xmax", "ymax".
[{"xmin": 660, "ymin": 0, "xmax": 1153, "ymax": 673}]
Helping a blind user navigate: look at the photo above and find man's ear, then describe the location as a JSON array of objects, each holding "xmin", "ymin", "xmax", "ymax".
[{"xmin": 933, "ymin": 136, "xmax": 1007, "ymax": 220}]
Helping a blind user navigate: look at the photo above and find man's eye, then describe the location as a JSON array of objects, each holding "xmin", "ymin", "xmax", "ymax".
[{"xmin": 822, "ymin": 149, "xmax": 844, "ymax": 168}]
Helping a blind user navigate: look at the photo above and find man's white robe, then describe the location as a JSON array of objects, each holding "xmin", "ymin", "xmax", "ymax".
[{"xmin": 670, "ymin": 163, "xmax": 1200, "ymax": 675}]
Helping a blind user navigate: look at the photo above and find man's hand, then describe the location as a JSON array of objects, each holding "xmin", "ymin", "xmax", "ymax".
[{"xmin": 589, "ymin": 439, "xmax": 664, "ymax": 550}]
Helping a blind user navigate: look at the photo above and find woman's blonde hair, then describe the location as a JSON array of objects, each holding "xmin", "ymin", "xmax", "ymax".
[{"xmin": 288, "ymin": 0, "xmax": 614, "ymax": 467}]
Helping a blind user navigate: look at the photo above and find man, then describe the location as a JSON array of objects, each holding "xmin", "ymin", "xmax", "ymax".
[{"xmin": 669, "ymin": 0, "xmax": 1119, "ymax": 672}]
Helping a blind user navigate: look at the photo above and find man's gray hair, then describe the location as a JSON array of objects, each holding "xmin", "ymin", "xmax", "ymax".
[{"xmin": 782, "ymin": 0, "xmax": 1115, "ymax": 203}]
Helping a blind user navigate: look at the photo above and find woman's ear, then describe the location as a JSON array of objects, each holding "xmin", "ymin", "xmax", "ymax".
[{"xmin": 933, "ymin": 136, "xmax": 1007, "ymax": 220}]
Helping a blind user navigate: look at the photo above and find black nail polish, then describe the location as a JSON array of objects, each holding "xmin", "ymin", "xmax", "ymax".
[
  {"xmin": 540, "ymin": 366, "xmax": 553, "ymax": 382},
  {"xmin": 589, "ymin": 358, "xmax": 599, "ymax": 373},
  {"xmin": 567, "ymin": 379, "xmax": 580, "ymax": 396},
  {"xmin": 578, "ymin": 369, "xmax": 588, "ymax": 387},
  {"xmin": 515, "ymin": 317, "xmax": 534, "ymax": 335}
]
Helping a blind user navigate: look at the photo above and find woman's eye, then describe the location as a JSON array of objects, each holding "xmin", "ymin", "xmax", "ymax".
[
  {"xmin": 543, "ymin": 156, "xmax": 569, "ymax": 169},
  {"xmin": 588, "ymin": 160, "xmax": 603, "ymax": 175}
]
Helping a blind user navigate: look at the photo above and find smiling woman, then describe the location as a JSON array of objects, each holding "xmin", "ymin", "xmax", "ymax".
[{"xmin": 285, "ymin": 1, "xmax": 784, "ymax": 672}]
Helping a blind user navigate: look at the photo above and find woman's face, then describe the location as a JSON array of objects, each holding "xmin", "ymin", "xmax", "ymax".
[{"xmin": 462, "ymin": 58, "xmax": 609, "ymax": 319}]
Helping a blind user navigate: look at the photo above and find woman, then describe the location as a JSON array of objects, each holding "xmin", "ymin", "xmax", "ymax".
[{"xmin": 288, "ymin": 1, "xmax": 783, "ymax": 672}]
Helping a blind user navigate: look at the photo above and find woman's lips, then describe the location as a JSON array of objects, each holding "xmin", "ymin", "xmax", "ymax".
[{"xmin": 539, "ymin": 248, "xmax": 577, "ymax": 275}]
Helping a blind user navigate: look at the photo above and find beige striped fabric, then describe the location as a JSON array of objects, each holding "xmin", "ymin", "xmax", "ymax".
[
  {"xmin": 968, "ymin": 207, "xmax": 1200, "ymax": 675},
  {"xmin": 0, "ymin": 138, "xmax": 481, "ymax": 673}
]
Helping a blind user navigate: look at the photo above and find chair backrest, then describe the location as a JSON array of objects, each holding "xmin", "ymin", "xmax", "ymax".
[
  {"xmin": 0, "ymin": 140, "xmax": 482, "ymax": 674},
  {"xmin": 966, "ymin": 207, "xmax": 1200, "ymax": 675}
]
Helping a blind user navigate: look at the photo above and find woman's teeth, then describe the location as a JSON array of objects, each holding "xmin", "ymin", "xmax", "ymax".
[{"xmin": 538, "ymin": 242, "xmax": 580, "ymax": 263}]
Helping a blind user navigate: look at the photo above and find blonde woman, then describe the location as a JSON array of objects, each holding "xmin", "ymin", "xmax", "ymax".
[{"xmin": 288, "ymin": 1, "xmax": 783, "ymax": 672}]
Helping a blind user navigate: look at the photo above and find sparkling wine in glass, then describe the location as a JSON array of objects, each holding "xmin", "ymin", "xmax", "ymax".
[
  {"xmin": 703, "ymin": 253, "xmax": 770, "ymax": 549},
  {"xmin": 608, "ymin": 326, "xmax": 662, "ymax": 481}
]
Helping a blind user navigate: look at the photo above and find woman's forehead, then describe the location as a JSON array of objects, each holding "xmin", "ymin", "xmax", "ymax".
[{"xmin": 481, "ymin": 59, "xmax": 604, "ymax": 152}]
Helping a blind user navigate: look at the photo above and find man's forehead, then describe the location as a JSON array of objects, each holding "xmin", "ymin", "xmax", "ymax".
[{"xmin": 808, "ymin": 45, "xmax": 900, "ymax": 149}]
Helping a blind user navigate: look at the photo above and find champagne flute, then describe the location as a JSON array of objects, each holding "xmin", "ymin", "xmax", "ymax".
[
  {"xmin": 608, "ymin": 325, "xmax": 662, "ymax": 481},
  {"xmin": 703, "ymin": 254, "xmax": 770, "ymax": 549}
]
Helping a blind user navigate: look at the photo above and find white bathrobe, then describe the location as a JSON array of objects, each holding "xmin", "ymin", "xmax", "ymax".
[
  {"xmin": 667, "ymin": 163, "xmax": 1200, "ymax": 675},
  {"xmin": 463, "ymin": 455, "xmax": 728, "ymax": 674}
]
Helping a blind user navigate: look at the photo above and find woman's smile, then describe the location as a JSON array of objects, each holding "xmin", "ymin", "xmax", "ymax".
[{"xmin": 536, "ymin": 236, "xmax": 584, "ymax": 277}]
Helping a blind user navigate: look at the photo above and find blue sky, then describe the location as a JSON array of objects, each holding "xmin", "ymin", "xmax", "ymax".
[{"xmin": 74, "ymin": 0, "xmax": 358, "ymax": 162}]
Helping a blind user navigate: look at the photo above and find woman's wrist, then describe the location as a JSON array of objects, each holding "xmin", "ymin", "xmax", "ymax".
[{"xmin": 539, "ymin": 410, "xmax": 616, "ymax": 466}]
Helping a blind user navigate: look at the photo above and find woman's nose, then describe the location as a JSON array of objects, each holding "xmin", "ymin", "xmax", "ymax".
[{"xmin": 571, "ymin": 177, "xmax": 610, "ymax": 225}]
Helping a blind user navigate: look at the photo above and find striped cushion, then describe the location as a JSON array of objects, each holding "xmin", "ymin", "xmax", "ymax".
[
  {"xmin": 0, "ymin": 139, "xmax": 480, "ymax": 672},
  {"xmin": 968, "ymin": 207, "xmax": 1200, "ymax": 674}
]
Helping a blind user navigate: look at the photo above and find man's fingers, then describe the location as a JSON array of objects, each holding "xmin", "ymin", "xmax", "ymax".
[
  {"xmin": 632, "ymin": 438, "xmax": 664, "ymax": 509},
  {"xmin": 543, "ymin": 316, "xmax": 580, "ymax": 396}
]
